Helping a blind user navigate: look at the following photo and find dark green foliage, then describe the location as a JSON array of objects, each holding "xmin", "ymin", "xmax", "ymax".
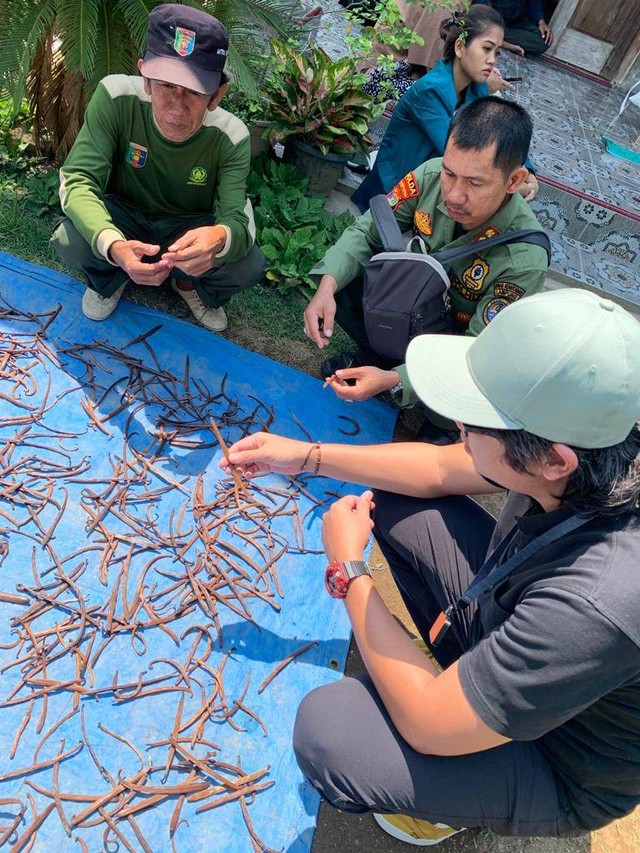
[
  {"xmin": 24, "ymin": 170, "xmax": 62, "ymax": 217},
  {"xmin": 249, "ymin": 157, "xmax": 354, "ymax": 298}
]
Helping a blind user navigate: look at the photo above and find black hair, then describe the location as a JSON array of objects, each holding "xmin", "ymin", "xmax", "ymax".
[
  {"xmin": 441, "ymin": 5, "xmax": 505, "ymax": 62},
  {"xmin": 466, "ymin": 424, "xmax": 640, "ymax": 517},
  {"xmin": 446, "ymin": 96, "xmax": 533, "ymax": 174}
]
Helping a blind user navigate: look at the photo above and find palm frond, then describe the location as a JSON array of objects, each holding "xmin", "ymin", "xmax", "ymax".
[
  {"xmin": 92, "ymin": 2, "xmax": 140, "ymax": 81},
  {"xmin": 26, "ymin": 30, "xmax": 87, "ymax": 158},
  {"xmin": 114, "ymin": 0, "xmax": 177, "ymax": 54},
  {"xmin": 0, "ymin": 0, "xmax": 58, "ymax": 110},
  {"xmin": 211, "ymin": 0, "xmax": 301, "ymax": 40},
  {"xmin": 56, "ymin": 0, "xmax": 102, "ymax": 79}
]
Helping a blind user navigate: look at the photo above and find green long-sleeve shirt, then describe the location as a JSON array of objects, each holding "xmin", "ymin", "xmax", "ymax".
[
  {"xmin": 60, "ymin": 75, "xmax": 255, "ymax": 263},
  {"xmin": 310, "ymin": 158, "xmax": 549, "ymax": 406}
]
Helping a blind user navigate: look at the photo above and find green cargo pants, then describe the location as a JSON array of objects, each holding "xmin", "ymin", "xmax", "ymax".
[{"xmin": 50, "ymin": 194, "xmax": 265, "ymax": 309}]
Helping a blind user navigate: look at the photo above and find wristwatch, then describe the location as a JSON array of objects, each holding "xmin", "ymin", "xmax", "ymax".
[
  {"xmin": 325, "ymin": 560, "xmax": 371, "ymax": 599},
  {"xmin": 390, "ymin": 378, "xmax": 403, "ymax": 406}
]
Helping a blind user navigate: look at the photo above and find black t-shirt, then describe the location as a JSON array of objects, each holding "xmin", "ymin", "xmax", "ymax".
[{"xmin": 458, "ymin": 492, "xmax": 640, "ymax": 831}]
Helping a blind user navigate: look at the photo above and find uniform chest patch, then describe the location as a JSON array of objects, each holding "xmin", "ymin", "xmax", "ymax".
[
  {"xmin": 475, "ymin": 225, "xmax": 500, "ymax": 241},
  {"xmin": 449, "ymin": 273, "xmax": 482, "ymax": 303},
  {"xmin": 126, "ymin": 143, "xmax": 147, "ymax": 168},
  {"xmin": 414, "ymin": 210, "xmax": 432, "ymax": 237},
  {"xmin": 462, "ymin": 258, "xmax": 489, "ymax": 291},
  {"xmin": 453, "ymin": 310, "xmax": 473, "ymax": 326},
  {"xmin": 483, "ymin": 283, "xmax": 526, "ymax": 325},
  {"xmin": 174, "ymin": 27, "xmax": 196, "ymax": 57},
  {"xmin": 386, "ymin": 171, "xmax": 419, "ymax": 210},
  {"xmin": 187, "ymin": 166, "xmax": 208, "ymax": 186}
]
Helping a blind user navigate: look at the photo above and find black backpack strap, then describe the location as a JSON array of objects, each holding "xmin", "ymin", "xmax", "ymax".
[
  {"xmin": 432, "ymin": 228, "xmax": 552, "ymax": 268},
  {"xmin": 369, "ymin": 194, "xmax": 405, "ymax": 252}
]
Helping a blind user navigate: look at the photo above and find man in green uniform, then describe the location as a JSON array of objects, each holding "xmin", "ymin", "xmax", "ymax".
[
  {"xmin": 51, "ymin": 4, "xmax": 264, "ymax": 332},
  {"xmin": 306, "ymin": 97, "xmax": 549, "ymax": 427}
]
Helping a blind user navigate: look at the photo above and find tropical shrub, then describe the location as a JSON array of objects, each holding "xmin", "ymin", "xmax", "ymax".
[{"xmin": 265, "ymin": 39, "xmax": 377, "ymax": 156}]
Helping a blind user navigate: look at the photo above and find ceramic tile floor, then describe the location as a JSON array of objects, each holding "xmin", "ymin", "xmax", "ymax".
[{"xmin": 498, "ymin": 52, "xmax": 640, "ymax": 212}]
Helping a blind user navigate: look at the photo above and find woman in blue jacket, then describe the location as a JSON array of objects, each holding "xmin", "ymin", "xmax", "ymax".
[{"xmin": 353, "ymin": 5, "xmax": 537, "ymax": 211}]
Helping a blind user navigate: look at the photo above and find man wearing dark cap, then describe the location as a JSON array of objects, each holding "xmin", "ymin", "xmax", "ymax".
[
  {"xmin": 222, "ymin": 289, "xmax": 640, "ymax": 846},
  {"xmin": 51, "ymin": 3, "xmax": 264, "ymax": 332}
]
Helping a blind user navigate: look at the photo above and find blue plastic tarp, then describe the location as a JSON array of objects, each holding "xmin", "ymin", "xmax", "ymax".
[{"xmin": 0, "ymin": 253, "xmax": 397, "ymax": 852}]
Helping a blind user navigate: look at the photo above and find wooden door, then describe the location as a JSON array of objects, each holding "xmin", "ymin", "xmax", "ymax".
[{"xmin": 569, "ymin": 0, "xmax": 640, "ymax": 76}]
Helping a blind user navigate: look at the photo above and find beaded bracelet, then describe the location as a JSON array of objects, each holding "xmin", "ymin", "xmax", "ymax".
[{"xmin": 299, "ymin": 441, "xmax": 321, "ymax": 475}]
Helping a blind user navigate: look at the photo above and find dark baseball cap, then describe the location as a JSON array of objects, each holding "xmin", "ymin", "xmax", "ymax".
[{"xmin": 140, "ymin": 3, "xmax": 229, "ymax": 95}]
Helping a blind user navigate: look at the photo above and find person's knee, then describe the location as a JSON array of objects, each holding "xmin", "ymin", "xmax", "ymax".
[
  {"xmin": 293, "ymin": 686, "xmax": 341, "ymax": 783},
  {"xmin": 50, "ymin": 217, "xmax": 93, "ymax": 270},
  {"xmin": 293, "ymin": 683, "xmax": 368, "ymax": 812},
  {"xmin": 202, "ymin": 245, "xmax": 265, "ymax": 298},
  {"xmin": 245, "ymin": 245, "xmax": 266, "ymax": 286}
]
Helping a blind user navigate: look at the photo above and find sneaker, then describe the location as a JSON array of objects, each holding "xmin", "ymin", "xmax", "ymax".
[
  {"xmin": 373, "ymin": 813, "xmax": 466, "ymax": 846},
  {"xmin": 82, "ymin": 283, "xmax": 126, "ymax": 321},
  {"xmin": 171, "ymin": 280, "xmax": 227, "ymax": 332}
]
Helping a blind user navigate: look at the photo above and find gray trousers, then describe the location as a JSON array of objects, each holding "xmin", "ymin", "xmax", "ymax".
[
  {"xmin": 293, "ymin": 491, "xmax": 573, "ymax": 837},
  {"xmin": 50, "ymin": 195, "xmax": 265, "ymax": 309}
]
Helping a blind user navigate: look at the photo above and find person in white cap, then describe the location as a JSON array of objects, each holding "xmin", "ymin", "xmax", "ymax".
[
  {"xmin": 52, "ymin": 4, "xmax": 264, "ymax": 332},
  {"xmin": 222, "ymin": 289, "xmax": 640, "ymax": 846}
]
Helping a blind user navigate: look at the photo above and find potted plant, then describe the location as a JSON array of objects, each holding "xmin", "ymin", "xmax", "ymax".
[
  {"xmin": 222, "ymin": 90, "xmax": 274, "ymax": 158},
  {"xmin": 265, "ymin": 39, "xmax": 377, "ymax": 195}
]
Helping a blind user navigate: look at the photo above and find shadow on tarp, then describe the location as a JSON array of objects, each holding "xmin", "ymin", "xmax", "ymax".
[{"xmin": 0, "ymin": 252, "xmax": 396, "ymax": 852}]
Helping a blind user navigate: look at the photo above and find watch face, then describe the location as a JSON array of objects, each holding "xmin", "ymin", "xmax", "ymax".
[{"xmin": 325, "ymin": 564, "xmax": 349, "ymax": 598}]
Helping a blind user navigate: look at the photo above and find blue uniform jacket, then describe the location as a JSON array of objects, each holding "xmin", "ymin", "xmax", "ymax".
[{"xmin": 353, "ymin": 60, "xmax": 488, "ymax": 211}]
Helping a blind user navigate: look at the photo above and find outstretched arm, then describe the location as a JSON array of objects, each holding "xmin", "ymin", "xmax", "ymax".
[{"xmin": 222, "ymin": 432, "xmax": 500, "ymax": 499}]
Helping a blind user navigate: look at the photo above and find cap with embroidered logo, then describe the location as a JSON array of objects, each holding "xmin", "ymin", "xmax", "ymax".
[
  {"xmin": 406, "ymin": 289, "xmax": 640, "ymax": 449},
  {"xmin": 140, "ymin": 3, "xmax": 229, "ymax": 96}
]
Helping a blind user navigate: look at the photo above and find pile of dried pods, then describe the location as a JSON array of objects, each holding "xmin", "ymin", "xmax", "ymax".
[{"xmin": 0, "ymin": 298, "xmax": 341, "ymax": 851}]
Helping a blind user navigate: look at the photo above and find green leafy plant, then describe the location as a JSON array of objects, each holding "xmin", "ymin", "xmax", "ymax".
[
  {"xmin": 24, "ymin": 169, "xmax": 62, "ymax": 216},
  {"xmin": 0, "ymin": 0, "xmax": 302, "ymax": 160},
  {"xmin": 265, "ymin": 39, "xmax": 377, "ymax": 155},
  {"xmin": 249, "ymin": 156, "xmax": 354, "ymax": 297},
  {"xmin": 221, "ymin": 90, "xmax": 273, "ymax": 126},
  {"xmin": 0, "ymin": 96, "xmax": 50, "ymax": 179}
]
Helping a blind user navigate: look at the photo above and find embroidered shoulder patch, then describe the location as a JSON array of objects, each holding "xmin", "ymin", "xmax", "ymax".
[
  {"xmin": 494, "ymin": 282, "xmax": 525, "ymax": 301},
  {"xmin": 483, "ymin": 297, "xmax": 510, "ymax": 324},
  {"xmin": 174, "ymin": 27, "xmax": 196, "ymax": 57},
  {"xmin": 187, "ymin": 166, "xmax": 208, "ymax": 186},
  {"xmin": 414, "ymin": 210, "xmax": 432, "ymax": 237},
  {"xmin": 126, "ymin": 142, "xmax": 147, "ymax": 168},
  {"xmin": 386, "ymin": 171, "xmax": 419, "ymax": 210}
]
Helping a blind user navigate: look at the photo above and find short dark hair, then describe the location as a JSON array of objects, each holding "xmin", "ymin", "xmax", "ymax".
[
  {"xmin": 446, "ymin": 97, "xmax": 533, "ymax": 175},
  {"xmin": 441, "ymin": 5, "xmax": 505, "ymax": 62},
  {"xmin": 469, "ymin": 424, "xmax": 640, "ymax": 516}
]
